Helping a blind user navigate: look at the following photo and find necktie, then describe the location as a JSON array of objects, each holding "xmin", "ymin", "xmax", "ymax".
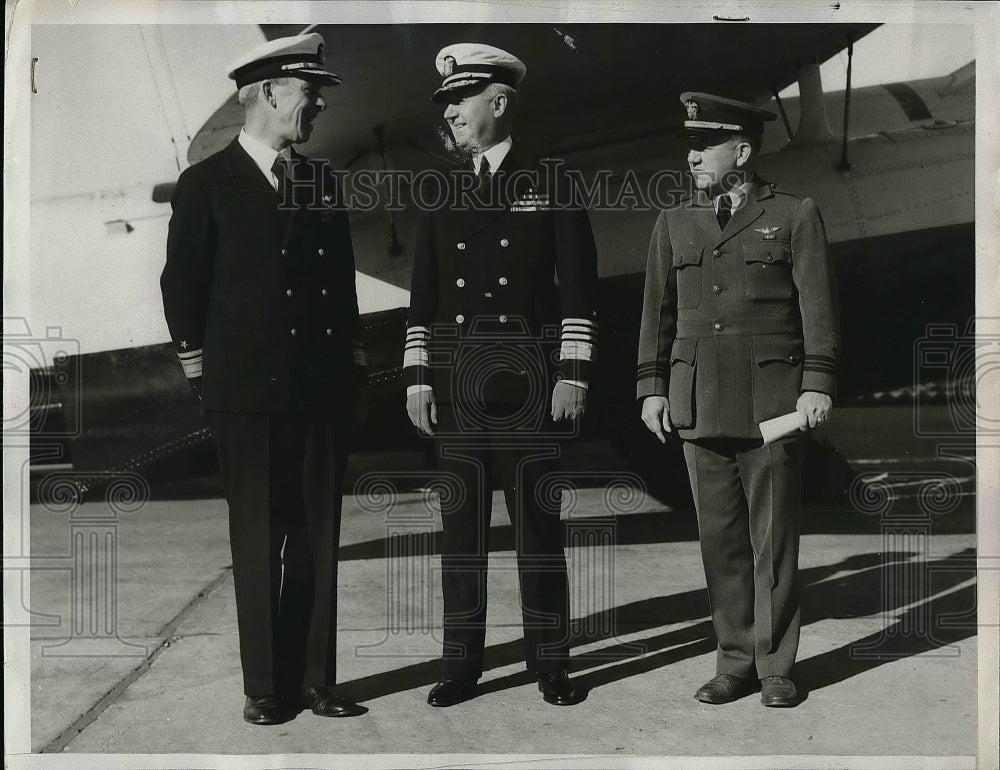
[
  {"xmin": 477, "ymin": 155, "xmax": 491, "ymax": 196},
  {"xmin": 716, "ymin": 194, "xmax": 732, "ymax": 230},
  {"xmin": 271, "ymin": 155, "xmax": 292, "ymax": 205}
]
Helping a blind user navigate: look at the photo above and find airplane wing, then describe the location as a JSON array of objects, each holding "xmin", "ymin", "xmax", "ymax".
[{"xmin": 189, "ymin": 23, "xmax": 879, "ymax": 166}]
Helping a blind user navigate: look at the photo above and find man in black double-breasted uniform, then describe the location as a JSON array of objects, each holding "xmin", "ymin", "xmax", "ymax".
[
  {"xmin": 637, "ymin": 93, "xmax": 839, "ymax": 708},
  {"xmin": 160, "ymin": 34, "xmax": 367, "ymax": 724},
  {"xmin": 404, "ymin": 43, "xmax": 599, "ymax": 708}
]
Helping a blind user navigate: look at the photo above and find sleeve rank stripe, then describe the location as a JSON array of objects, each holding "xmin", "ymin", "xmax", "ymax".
[
  {"xmin": 403, "ymin": 346, "xmax": 429, "ymax": 367},
  {"xmin": 803, "ymin": 362, "xmax": 837, "ymax": 374},
  {"xmin": 177, "ymin": 348, "xmax": 203, "ymax": 360},
  {"xmin": 180, "ymin": 358, "xmax": 203, "ymax": 378},
  {"xmin": 560, "ymin": 340, "xmax": 595, "ymax": 362}
]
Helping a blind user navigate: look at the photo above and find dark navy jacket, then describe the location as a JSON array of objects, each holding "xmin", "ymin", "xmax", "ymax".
[{"xmin": 161, "ymin": 138, "xmax": 365, "ymax": 414}]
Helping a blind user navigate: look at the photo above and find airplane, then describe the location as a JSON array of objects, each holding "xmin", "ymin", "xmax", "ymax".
[{"xmin": 23, "ymin": 23, "xmax": 976, "ymax": 505}]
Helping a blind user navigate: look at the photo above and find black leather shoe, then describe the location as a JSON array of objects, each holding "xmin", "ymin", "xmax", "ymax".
[
  {"xmin": 302, "ymin": 686, "xmax": 368, "ymax": 717},
  {"xmin": 760, "ymin": 675, "xmax": 800, "ymax": 707},
  {"xmin": 537, "ymin": 671, "xmax": 582, "ymax": 706},
  {"xmin": 243, "ymin": 695, "xmax": 294, "ymax": 725},
  {"xmin": 427, "ymin": 679, "xmax": 477, "ymax": 707},
  {"xmin": 694, "ymin": 674, "xmax": 759, "ymax": 704}
]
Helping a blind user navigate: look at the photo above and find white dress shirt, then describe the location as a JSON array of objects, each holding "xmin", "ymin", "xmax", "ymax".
[
  {"xmin": 238, "ymin": 129, "xmax": 291, "ymax": 191},
  {"xmin": 473, "ymin": 136, "xmax": 513, "ymax": 175}
]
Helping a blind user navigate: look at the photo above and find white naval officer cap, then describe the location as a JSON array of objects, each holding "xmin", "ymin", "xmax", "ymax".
[
  {"xmin": 226, "ymin": 32, "xmax": 342, "ymax": 89},
  {"xmin": 432, "ymin": 43, "xmax": 526, "ymax": 102}
]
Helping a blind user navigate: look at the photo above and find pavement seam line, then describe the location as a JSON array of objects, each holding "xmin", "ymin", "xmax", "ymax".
[{"xmin": 39, "ymin": 567, "xmax": 233, "ymax": 754}]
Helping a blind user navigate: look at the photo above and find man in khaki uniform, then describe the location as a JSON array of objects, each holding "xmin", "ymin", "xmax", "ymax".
[{"xmin": 637, "ymin": 92, "xmax": 839, "ymax": 707}]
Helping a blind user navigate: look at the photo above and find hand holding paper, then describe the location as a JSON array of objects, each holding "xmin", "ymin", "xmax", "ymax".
[{"xmin": 759, "ymin": 411, "xmax": 809, "ymax": 444}]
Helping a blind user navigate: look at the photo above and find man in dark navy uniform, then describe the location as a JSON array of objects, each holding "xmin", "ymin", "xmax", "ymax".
[
  {"xmin": 404, "ymin": 43, "xmax": 599, "ymax": 708},
  {"xmin": 637, "ymin": 93, "xmax": 839, "ymax": 707},
  {"xmin": 160, "ymin": 33, "xmax": 367, "ymax": 724}
]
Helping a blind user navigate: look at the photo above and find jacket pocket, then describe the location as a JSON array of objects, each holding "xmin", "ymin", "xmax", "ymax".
[
  {"xmin": 667, "ymin": 337, "xmax": 698, "ymax": 428},
  {"xmin": 743, "ymin": 243, "xmax": 794, "ymax": 301},
  {"xmin": 751, "ymin": 335, "xmax": 803, "ymax": 423},
  {"xmin": 673, "ymin": 248, "xmax": 705, "ymax": 310}
]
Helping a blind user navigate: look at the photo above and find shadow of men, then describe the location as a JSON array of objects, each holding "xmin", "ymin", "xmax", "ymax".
[{"xmin": 339, "ymin": 546, "xmax": 976, "ymax": 703}]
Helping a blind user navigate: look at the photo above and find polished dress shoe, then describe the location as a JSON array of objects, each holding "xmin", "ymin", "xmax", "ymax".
[
  {"xmin": 537, "ymin": 671, "xmax": 582, "ymax": 706},
  {"xmin": 302, "ymin": 686, "xmax": 368, "ymax": 717},
  {"xmin": 760, "ymin": 675, "xmax": 800, "ymax": 707},
  {"xmin": 426, "ymin": 678, "xmax": 477, "ymax": 707},
  {"xmin": 694, "ymin": 674, "xmax": 759, "ymax": 704},
  {"xmin": 243, "ymin": 695, "xmax": 294, "ymax": 725}
]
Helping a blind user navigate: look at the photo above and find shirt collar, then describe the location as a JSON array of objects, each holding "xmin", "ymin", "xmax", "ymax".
[
  {"xmin": 715, "ymin": 178, "xmax": 753, "ymax": 212},
  {"xmin": 238, "ymin": 129, "xmax": 291, "ymax": 185},
  {"xmin": 473, "ymin": 136, "xmax": 513, "ymax": 175}
]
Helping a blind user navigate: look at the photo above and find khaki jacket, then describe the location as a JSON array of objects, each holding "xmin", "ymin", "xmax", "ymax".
[{"xmin": 637, "ymin": 176, "xmax": 839, "ymax": 439}]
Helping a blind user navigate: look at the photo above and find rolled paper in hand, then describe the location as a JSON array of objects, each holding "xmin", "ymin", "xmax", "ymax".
[{"xmin": 759, "ymin": 411, "xmax": 809, "ymax": 444}]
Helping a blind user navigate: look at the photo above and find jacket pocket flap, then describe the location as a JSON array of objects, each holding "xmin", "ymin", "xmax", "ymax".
[
  {"xmin": 743, "ymin": 243, "xmax": 791, "ymax": 265},
  {"xmin": 674, "ymin": 247, "xmax": 705, "ymax": 267},
  {"xmin": 754, "ymin": 337, "xmax": 803, "ymax": 365},
  {"xmin": 670, "ymin": 337, "xmax": 699, "ymax": 365}
]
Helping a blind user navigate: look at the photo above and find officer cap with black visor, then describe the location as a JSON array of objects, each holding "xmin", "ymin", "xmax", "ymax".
[{"xmin": 680, "ymin": 91, "xmax": 776, "ymax": 151}]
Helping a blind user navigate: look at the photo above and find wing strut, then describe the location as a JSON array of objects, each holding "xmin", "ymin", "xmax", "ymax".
[
  {"xmin": 837, "ymin": 36, "xmax": 855, "ymax": 171},
  {"xmin": 771, "ymin": 88, "xmax": 794, "ymax": 141}
]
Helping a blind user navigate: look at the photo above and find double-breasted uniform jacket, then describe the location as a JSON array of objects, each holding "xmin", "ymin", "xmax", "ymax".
[
  {"xmin": 637, "ymin": 176, "xmax": 839, "ymax": 439},
  {"xmin": 404, "ymin": 149, "xmax": 599, "ymax": 407},
  {"xmin": 161, "ymin": 138, "xmax": 366, "ymax": 415}
]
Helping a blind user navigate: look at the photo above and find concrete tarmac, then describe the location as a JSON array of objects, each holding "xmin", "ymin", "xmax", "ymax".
[{"xmin": 21, "ymin": 474, "xmax": 979, "ymax": 767}]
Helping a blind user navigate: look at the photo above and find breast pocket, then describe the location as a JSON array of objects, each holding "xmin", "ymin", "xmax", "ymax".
[
  {"xmin": 673, "ymin": 248, "xmax": 705, "ymax": 310},
  {"xmin": 743, "ymin": 243, "xmax": 794, "ymax": 301}
]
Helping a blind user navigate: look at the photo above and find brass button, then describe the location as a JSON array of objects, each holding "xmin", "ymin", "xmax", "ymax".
[
  {"xmin": 326, "ymin": 328, "xmax": 333, "ymax": 336},
  {"xmin": 457, "ymin": 242, "xmax": 466, "ymax": 250},
  {"xmin": 500, "ymin": 238, "xmax": 510, "ymax": 247},
  {"xmin": 712, "ymin": 284, "xmax": 722, "ymax": 294},
  {"xmin": 484, "ymin": 291, "xmax": 493, "ymax": 298},
  {"xmin": 281, "ymin": 248, "xmax": 287, "ymax": 256},
  {"xmin": 321, "ymin": 288, "xmax": 328, "ymax": 296},
  {"xmin": 498, "ymin": 277, "xmax": 508, "ymax": 286},
  {"xmin": 290, "ymin": 328, "xmax": 297, "ymax": 336},
  {"xmin": 456, "ymin": 278, "xmax": 465, "ymax": 288},
  {"xmin": 286, "ymin": 289, "xmax": 293, "ymax": 297},
  {"xmin": 318, "ymin": 248, "xmax": 325, "ymax": 256},
  {"xmin": 712, "ymin": 249, "xmax": 720, "ymax": 257},
  {"xmin": 766, "ymin": 254, "xmax": 774, "ymax": 262},
  {"xmin": 499, "ymin": 314, "xmax": 508, "ymax": 323},
  {"xmin": 713, "ymin": 321, "xmax": 723, "ymax": 332},
  {"xmin": 455, "ymin": 314, "xmax": 465, "ymax": 323}
]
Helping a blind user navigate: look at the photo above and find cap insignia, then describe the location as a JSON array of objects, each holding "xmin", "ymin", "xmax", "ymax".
[
  {"xmin": 685, "ymin": 100, "xmax": 699, "ymax": 120},
  {"xmin": 442, "ymin": 55, "xmax": 456, "ymax": 78}
]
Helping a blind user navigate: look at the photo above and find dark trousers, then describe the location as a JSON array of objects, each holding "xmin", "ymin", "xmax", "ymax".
[
  {"xmin": 433, "ymin": 403, "xmax": 570, "ymax": 680},
  {"xmin": 212, "ymin": 411, "xmax": 348, "ymax": 697},
  {"xmin": 683, "ymin": 434, "xmax": 805, "ymax": 679}
]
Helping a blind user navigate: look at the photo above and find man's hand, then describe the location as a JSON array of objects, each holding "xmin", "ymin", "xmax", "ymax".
[
  {"xmin": 551, "ymin": 381, "xmax": 586, "ymax": 421},
  {"xmin": 796, "ymin": 390, "xmax": 833, "ymax": 429},
  {"xmin": 406, "ymin": 388, "xmax": 438, "ymax": 435},
  {"xmin": 641, "ymin": 396, "xmax": 672, "ymax": 443}
]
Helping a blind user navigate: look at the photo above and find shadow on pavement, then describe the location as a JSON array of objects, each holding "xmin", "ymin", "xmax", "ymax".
[{"xmin": 338, "ymin": 547, "xmax": 977, "ymax": 703}]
